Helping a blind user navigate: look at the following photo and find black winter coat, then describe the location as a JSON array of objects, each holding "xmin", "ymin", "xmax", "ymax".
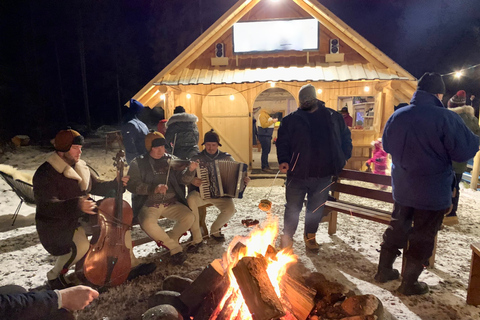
[
  {"xmin": 0, "ymin": 290, "xmax": 60, "ymax": 320},
  {"xmin": 276, "ymin": 103, "xmax": 352, "ymax": 179}
]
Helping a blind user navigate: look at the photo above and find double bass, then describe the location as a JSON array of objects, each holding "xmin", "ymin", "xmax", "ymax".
[{"xmin": 81, "ymin": 150, "xmax": 133, "ymax": 287}]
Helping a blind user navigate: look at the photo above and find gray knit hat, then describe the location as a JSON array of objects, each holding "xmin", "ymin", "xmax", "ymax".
[{"xmin": 298, "ymin": 84, "xmax": 317, "ymax": 104}]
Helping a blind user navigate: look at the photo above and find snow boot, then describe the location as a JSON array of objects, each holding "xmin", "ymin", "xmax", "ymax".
[
  {"xmin": 304, "ymin": 233, "xmax": 320, "ymax": 253},
  {"xmin": 397, "ymin": 259, "xmax": 429, "ymax": 296},
  {"xmin": 374, "ymin": 248, "xmax": 400, "ymax": 283}
]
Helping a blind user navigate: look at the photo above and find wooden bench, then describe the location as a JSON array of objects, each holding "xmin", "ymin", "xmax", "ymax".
[
  {"xmin": 323, "ymin": 169, "xmax": 437, "ymax": 268},
  {"xmin": 131, "ymin": 204, "xmax": 211, "ymax": 247},
  {"xmin": 467, "ymin": 243, "xmax": 480, "ymax": 305}
]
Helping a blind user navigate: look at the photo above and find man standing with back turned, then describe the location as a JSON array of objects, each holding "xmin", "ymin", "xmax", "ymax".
[
  {"xmin": 276, "ymin": 84, "xmax": 352, "ymax": 252},
  {"xmin": 374, "ymin": 73, "xmax": 479, "ymax": 295}
]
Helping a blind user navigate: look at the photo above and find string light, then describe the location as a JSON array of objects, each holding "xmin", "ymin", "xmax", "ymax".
[
  {"xmin": 364, "ymin": 86, "xmax": 370, "ymax": 92},
  {"xmin": 317, "ymin": 88, "xmax": 323, "ymax": 94},
  {"xmin": 442, "ymin": 63, "xmax": 480, "ymax": 77},
  {"xmin": 186, "ymin": 93, "xmax": 191, "ymax": 99},
  {"xmin": 229, "ymin": 94, "xmax": 235, "ymax": 101}
]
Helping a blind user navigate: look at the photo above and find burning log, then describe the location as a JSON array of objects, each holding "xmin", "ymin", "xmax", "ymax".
[
  {"xmin": 232, "ymin": 256, "xmax": 285, "ymax": 320},
  {"xmin": 179, "ymin": 259, "xmax": 226, "ymax": 315},
  {"xmin": 279, "ymin": 273, "xmax": 316, "ymax": 320}
]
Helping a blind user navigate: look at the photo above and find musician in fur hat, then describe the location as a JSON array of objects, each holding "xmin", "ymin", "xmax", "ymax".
[
  {"xmin": 33, "ymin": 129, "xmax": 155, "ymax": 290},
  {"xmin": 187, "ymin": 129, "xmax": 250, "ymax": 245},
  {"xmin": 126, "ymin": 131, "xmax": 199, "ymax": 265}
]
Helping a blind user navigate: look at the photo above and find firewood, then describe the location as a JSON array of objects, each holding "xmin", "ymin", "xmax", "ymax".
[
  {"xmin": 232, "ymin": 256, "xmax": 285, "ymax": 320},
  {"xmin": 179, "ymin": 259, "xmax": 225, "ymax": 315},
  {"xmin": 279, "ymin": 273, "xmax": 316, "ymax": 320},
  {"xmin": 193, "ymin": 274, "xmax": 230, "ymax": 320}
]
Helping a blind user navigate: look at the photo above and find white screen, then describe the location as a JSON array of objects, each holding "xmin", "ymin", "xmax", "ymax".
[{"xmin": 233, "ymin": 18, "xmax": 318, "ymax": 54}]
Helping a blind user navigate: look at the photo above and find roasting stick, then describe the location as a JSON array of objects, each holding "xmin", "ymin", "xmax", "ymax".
[{"xmin": 258, "ymin": 170, "xmax": 281, "ymax": 212}]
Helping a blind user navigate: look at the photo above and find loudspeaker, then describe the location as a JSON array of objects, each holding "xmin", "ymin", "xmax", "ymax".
[
  {"xmin": 329, "ymin": 39, "xmax": 339, "ymax": 54},
  {"xmin": 215, "ymin": 43, "xmax": 225, "ymax": 58}
]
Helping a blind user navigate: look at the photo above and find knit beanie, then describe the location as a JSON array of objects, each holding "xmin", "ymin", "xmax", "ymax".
[
  {"xmin": 130, "ymin": 99, "xmax": 144, "ymax": 114},
  {"xmin": 174, "ymin": 106, "xmax": 186, "ymax": 114},
  {"xmin": 54, "ymin": 129, "xmax": 84, "ymax": 152},
  {"xmin": 298, "ymin": 84, "xmax": 317, "ymax": 104},
  {"xmin": 202, "ymin": 129, "xmax": 222, "ymax": 146},
  {"xmin": 448, "ymin": 90, "xmax": 467, "ymax": 108},
  {"xmin": 417, "ymin": 72, "xmax": 446, "ymax": 95},
  {"xmin": 145, "ymin": 132, "xmax": 166, "ymax": 152}
]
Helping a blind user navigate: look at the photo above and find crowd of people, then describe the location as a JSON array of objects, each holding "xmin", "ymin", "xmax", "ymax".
[{"xmin": 1, "ymin": 72, "xmax": 479, "ymax": 319}]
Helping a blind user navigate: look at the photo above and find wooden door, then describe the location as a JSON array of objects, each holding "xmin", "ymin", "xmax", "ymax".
[{"xmin": 201, "ymin": 87, "xmax": 250, "ymax": 164}]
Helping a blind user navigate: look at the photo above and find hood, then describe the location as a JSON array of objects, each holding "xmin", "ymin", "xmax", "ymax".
[
  {"xmin": 166, "ymin": 113, "xmax": 198, "ymax": 127},
  {"xmin": 448, "ymin": 105, "xmax": 475, "ymax": 116}
]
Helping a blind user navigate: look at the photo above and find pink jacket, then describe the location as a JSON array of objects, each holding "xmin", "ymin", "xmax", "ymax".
[{"xmin": 367, "ymin": 147, "xmax": 388, "ymax": 175}]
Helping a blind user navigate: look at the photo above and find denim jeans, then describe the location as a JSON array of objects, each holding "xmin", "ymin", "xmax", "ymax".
[
  {"xmin": 381, "ymin": 202, "xmax": 446, "ymax": 266},
  {"xmin": 283, "ymin": 176, "xmax": 333, "ymax": 237},
  {"xmin": 258, "ymin": 135, "xmax": 272, "ymax": 169}
]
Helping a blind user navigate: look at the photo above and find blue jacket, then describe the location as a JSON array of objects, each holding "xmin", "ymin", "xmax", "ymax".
[
  {"xmin": 383, "ymin": 90, "xmax": 479, "ymax": 210},
  {"xmin": 277, "ymin": 102, "xmax": 352, "ymax": 179},
  {"xmin": 121, "ymin": 117, "xmax": 149, "ymax": 164}
]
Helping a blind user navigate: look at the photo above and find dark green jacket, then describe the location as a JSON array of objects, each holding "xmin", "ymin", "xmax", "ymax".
[{"xmin": 449, "ymin": 106, "xmax": 480, "ymax": 173}]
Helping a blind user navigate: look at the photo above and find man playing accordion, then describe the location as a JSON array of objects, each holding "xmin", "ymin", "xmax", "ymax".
[{"xmin": 187, "ymin": 130, "xmax": 250, "ymax": 243}]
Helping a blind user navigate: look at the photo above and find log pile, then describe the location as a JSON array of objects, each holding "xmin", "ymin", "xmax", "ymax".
[{"xmin": 142, "ymin": 258, "xmax": 384, "ymax": 320}]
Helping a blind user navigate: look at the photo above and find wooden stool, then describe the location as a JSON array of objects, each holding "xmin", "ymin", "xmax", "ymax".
[
  {"xmin": 105, "ymin": 131, "xmax": 123, "ymax": 153},
  {"xmin": 467, "ymin": 243, "xmax": 480, "ymax": 305}
]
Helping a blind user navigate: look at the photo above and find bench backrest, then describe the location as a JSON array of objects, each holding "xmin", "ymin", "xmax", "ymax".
[{"xmin": 332, "ymin": 169, "xmax": 393, "ymax": 204}]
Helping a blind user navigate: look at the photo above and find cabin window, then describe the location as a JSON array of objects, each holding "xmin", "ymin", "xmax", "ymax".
[{"xmin": 337, "ymin": 96, "xmax": 375, "ymax": 130}]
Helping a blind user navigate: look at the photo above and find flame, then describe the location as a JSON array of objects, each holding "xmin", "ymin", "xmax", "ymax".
[{"xmin": 212, "ymin": 216, "xmax": 297, "ymax": 320}]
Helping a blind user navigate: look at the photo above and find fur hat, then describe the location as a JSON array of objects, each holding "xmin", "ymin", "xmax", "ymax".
[
  {"xmin": 174, "ymin": 106, "xmax": 186, "ymax": 114},
  {"xmin": 448, "ymin": 90, "xmax": 467, "ymax": 108},
  {"xmin": 54, "ymin": 129, "xmax": 84, "ymax": 152},
  {"xmin": 202, "ymin": 129, "xmax": 222, "ymax": 146},
  {"xmin": 145, "ymin": 132, "xmax": 166, "ymax": 152},
  {"xmin": 417, "ymin": 72, "xmax": 446, "ymax": 95},
  {"xmin": 129, "ymin": 99, "xmax": 144, "ymax": 114},
  {"xmin": 298, "ymin": 84, "xmax": 317, "ymax": 104}
]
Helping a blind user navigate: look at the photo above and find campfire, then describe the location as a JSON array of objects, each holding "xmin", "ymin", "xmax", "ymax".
[{"xmin": 144, "ymin": 217, "xmax": 383, "ymax": 320}]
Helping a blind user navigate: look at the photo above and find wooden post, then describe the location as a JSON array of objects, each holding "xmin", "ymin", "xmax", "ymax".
[
  {"xmin": 470, "ymin": 150, "xmax": 480, "ymax": 190},
  {"xmin": 232, "ymin": 256, "xmax": 285, "ymax": 320},
  {"xmin": 467, "ymin": 243, "xmax": 480, "ymax": 306}
]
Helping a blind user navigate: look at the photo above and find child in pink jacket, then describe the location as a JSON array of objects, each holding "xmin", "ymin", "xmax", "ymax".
[{"xmin": 366, "ymin": 139, "xmax": 388, "ymax": 188}]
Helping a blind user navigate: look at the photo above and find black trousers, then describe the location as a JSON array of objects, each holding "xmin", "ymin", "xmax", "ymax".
[
  {"xmin": 449, "ymin": 173, "xmax": 463, "ymax": 216},
  {"xmin": 381, "ymin": 202, "xmax": 447, "ymax": 266}
]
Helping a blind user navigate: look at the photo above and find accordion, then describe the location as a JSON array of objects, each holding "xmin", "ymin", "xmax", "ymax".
[{"xmin": 196, "ymin": 160, "xmax": 248, "ymax": 199}]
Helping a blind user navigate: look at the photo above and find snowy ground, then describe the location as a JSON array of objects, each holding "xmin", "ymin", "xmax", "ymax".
[{"xmin": 0, "ymin": 141, "xmax": 479, "ymax": 319}]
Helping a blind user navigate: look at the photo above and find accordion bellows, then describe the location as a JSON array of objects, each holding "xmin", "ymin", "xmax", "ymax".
[{"xmin": 196, "ymin": 160, "xmax": 248, "ymax": 199}]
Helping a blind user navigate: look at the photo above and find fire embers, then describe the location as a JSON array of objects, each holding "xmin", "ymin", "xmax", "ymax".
[{"xmin": 258, "ymin": 199, "xmax": 272, "ymax": 212}]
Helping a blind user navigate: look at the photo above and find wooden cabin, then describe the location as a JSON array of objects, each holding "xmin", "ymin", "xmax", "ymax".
[{"xmin": 131, "ymin": 0, "xmax": 417, "ymax": 170}]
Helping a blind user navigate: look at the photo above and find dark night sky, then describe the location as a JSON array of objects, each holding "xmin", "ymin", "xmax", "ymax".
[{"xmin": 1, "ymin": 0, "xmax": 480, "ymax": 140}]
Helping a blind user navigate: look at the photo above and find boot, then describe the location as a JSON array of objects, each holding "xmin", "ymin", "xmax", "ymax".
[
  {"xmin": 304, "ymin": 233, "xmax": 320, "ymax": 253},
  {"xmin": 397, "ymin": 259, "xmax": 429, "ymax": 296},
  {"xmin": 374, "ymin": 248, "xmax": 400, "ymax": 283},
  {"xmin": 170, "ymin": 252, "xmax": 187, "ymax": 266}
]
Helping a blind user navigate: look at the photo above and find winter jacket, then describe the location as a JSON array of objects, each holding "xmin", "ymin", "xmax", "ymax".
[
  {"xmin": 367, "ymin": 147, "xmax": 388, "ymax": 175},
  {"xmin": 448, "ymin": 105, "xmax": 480, "ymax": 174},
  {"xmin": 126, "ymin": 153, "xmax": 195, "ymax": 216},
  {"xmin": 277, "ymin": 101, "xmax": 352, "ymax": 179},
  {"xmin": 33, "ymin": 153, "xmax": 117, "ymax": 256},
  {"xmin": 165, "ymin": 113, "xmax": 200, "ymax": 160},
  {"xmin": 383, "ymin": 90, "xmax": 480, "ymax": 210},
  {"xmin": 257, "ymin": 109, "xmax": 276, "ymax": 137},
  {"xmin": 0, "ymin": 290, "xmax": 60, "ymax": 320},
  {"xmin": 121, "ymin": 117, "xmax": 149, "ymax": 164}
]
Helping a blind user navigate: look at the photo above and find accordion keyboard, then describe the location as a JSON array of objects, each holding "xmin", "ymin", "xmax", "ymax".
[{"xmin": 196, "ymin": 166, "xmax": 211, "ymax": 199}]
